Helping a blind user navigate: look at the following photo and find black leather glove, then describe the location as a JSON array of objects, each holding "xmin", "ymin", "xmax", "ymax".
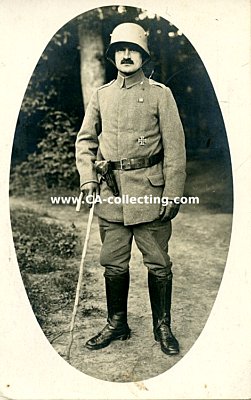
[{"xmin": 160, "ymin": 201, "xmax": 180, "ymax": 222}]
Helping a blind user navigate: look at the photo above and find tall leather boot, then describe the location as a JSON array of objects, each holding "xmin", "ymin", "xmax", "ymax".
[
  {"xmin": 148, "ymin": 272, "xmax": 179, "ymax": 355},
  {"xmin": 85, "ymin": 272, "xmax": 131, "ymax": 350}
]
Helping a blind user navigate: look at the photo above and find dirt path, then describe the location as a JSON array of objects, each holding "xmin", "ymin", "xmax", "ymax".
[{"xmin": 10, "ymin": 193, "xmax": 232, "ymax": 382}]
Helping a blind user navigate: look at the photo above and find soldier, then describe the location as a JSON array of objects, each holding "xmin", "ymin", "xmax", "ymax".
[{"xmin": 75, "ymin": 22, "xmax": 186, "ymax": 356}]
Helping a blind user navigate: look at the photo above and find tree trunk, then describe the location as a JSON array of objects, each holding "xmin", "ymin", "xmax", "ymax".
[
  {"xmin": 78, "ymin": 14, "xmax": 106, "ymax": 110},
  {"xmin": 159, "ymin": 21, "xmax": 170, "ymax": 85}
]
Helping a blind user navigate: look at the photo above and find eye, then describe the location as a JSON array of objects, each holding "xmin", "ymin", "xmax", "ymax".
[{"xmin": 116, "ymin": 48, "xmax": 126, "ymax": 53}]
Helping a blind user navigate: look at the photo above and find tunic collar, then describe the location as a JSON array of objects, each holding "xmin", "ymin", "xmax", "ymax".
[{"xmin": 116, "ymin": 69, "xmax": 145, "ymax": 89}]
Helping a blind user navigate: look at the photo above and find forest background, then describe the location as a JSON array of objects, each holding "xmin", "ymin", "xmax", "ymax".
[{"xmin": 10, "ymin": 5, "xmax": 231, "ymax": 193}]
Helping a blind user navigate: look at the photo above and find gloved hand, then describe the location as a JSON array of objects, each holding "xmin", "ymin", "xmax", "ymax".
[
  {"xmin": 160, "ymin": 201, "xmax": 180, "ymax": 222},
  {"xmin": 81, "ymin": 182, "xmax": 100, "ymax": 207}
]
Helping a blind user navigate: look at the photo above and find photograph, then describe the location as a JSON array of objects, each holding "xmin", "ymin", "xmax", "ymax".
[{"xmin": 1, "ymin": 1, "xmax": 250, "ymax": 399}]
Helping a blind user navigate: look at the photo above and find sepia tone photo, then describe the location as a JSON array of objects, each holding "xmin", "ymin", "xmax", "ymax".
[
  {"xmin": 9, "ymin": 5, "xmax": 232, "ymax": 382},
  {"xmin": 1, "ymin": 1, "xmax": 250, "ymax": 399}
]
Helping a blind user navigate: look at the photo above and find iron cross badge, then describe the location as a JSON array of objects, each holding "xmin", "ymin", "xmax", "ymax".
[{"xmin": 138, "ymin": 136, "xmax": 147, "ymax": 146}]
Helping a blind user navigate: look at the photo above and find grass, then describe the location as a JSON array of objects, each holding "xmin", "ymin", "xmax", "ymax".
[
  {"xmin": 10, "ymin": 207, "xmax": 82, "ymax": 329},
  {"xmin": 10, "ymin": 208, "xmax": 78, "ymax": 273}
]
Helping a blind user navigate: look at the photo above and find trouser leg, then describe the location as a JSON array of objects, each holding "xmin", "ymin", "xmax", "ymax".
[
  {"xmin": 85, "ymin": 219, "xmax": 132, "ymax": 350},
  {"xmin": 134, "ymin": 219, "xmax": 179, "ymax": 355},
  {"xmin": 99, "ymin": 218, "xmax": 133, "ymax": 277},
  {"xmin": 133, "ymin": 218, "xmax": 172, "ymax": 277}
]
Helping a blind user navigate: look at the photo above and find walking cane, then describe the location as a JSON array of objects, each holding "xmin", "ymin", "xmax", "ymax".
[{"xmin": 66, "ymin": 192, "xmax": 95, "ymax": 361}]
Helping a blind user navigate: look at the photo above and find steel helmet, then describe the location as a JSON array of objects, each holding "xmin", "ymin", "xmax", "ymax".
[{"xmin": 106, "ymin": 23, "xmax": 150, "ymax": 65}]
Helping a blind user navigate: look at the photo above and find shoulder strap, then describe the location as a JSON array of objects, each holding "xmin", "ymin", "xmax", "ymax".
[
  {"xmin": 148, "ymin": 79, "xmax": 166, "ymax": 89},
  {"xmin": 98, "ymin": 80, "xmax": 115, "ymax": 90}
]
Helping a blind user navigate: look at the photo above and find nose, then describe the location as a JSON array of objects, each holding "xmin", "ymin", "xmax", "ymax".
[{"xmin": 124, "ymin": 48, "xmax": 130, "ymax": 58}]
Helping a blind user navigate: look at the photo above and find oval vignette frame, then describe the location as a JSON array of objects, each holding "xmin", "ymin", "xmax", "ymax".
[{"xmin": 7, "ymin": 0, "xmax": 235, "ymax": 388}]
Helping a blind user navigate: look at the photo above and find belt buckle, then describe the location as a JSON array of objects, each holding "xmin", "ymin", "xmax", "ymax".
[{"xmin": 120, "ymin": 158, "xmax": 130, "ymax": 170}]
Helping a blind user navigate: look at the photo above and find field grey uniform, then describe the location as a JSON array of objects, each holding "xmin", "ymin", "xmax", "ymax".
[{"xmin": 75, "ymin": 23, "xmax": 186, "ymax": 355}]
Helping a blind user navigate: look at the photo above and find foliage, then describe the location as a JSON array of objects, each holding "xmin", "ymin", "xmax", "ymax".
[
  {"xmin": 11, "ymin": 18, "xmax": 83, "ymax": 193},
  {"xmin": 20, "ymin": 25, "xmax": 78, "ymax": 117},
  {"xmin": 11, "ymin": 5, "xmax": 229, "ymax": 197},
  {"xmin": 12, "ymin": 19, "xmax": 83, "ymax": 168},
  {"xmin": 11, "ymin": 208, "xmax": 78, "ymax": 273},
  {"xmin": 10, "ymin": 111, "xmax": 79, "ymax": 194}
]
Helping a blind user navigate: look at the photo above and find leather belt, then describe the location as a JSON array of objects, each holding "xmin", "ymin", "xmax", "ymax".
[{"xmin": 110, "ymin": 149, "xmax": 163, "ymax": 171}]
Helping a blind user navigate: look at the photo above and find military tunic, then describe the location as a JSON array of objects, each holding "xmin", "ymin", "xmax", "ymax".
[{"xmin": 76, "ymin": 69, "xmax": 186, "ymax": 226}]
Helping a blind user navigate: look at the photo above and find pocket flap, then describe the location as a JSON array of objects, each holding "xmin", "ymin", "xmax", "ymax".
[{"xmin": 147, "ymin": 174, "xmax": 165, "ymax": 186}]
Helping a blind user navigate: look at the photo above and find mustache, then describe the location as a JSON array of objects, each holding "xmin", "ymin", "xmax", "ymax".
[{"xmin": 121, "ymin": 58, "xmax": 134, "ymax": 65}]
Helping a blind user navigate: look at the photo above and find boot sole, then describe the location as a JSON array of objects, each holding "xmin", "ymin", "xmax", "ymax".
[{"xmin": 85, "ymin": 332, "xmax": 131, "ymax": 351}]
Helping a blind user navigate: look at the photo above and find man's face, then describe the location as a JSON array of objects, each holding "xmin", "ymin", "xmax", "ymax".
[{"xmin": 115, "ymin": 45, "xmax": 143, "ymax": 75}]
